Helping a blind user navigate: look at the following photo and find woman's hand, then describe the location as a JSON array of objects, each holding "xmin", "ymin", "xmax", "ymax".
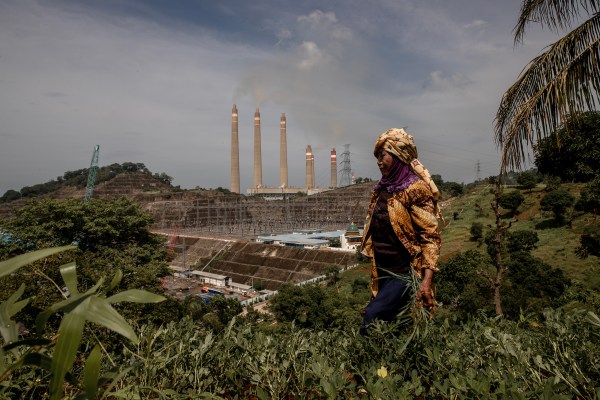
[{"xmin": 417, "ymin": 269, "xmax": 435, "ymax": 309}]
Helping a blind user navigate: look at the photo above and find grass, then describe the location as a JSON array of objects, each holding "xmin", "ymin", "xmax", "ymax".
[{"xmin": 439, "ymin": 182, "xmax": 599, "ymax": 289}]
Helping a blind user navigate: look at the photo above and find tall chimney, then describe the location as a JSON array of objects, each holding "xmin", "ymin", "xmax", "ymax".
[
  {"xmin": 311, "ymin": 152, "xmax": 315, "ymax": 189},
  {"xmin": 330, "ymin": 148, "xmax": 337, "ymax": 188},
  {"xmin": 253, "ymin": 107, "xmax": 262, "ymax": 189},
  {"xmin": 306, "ymin": 145, "xmax": 314, "ymax": 190},
  {"xmin": 230, "ymin": 104, "xmax": 240, "ymax": 193},
  {"xmin": 280, "ymin": 113, "xmax": 288, "ymax": 188}
]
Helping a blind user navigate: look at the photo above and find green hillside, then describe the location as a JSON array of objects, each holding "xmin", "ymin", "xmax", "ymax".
[{"xmin": 439, "ymin": 182, "xmax": 599, "ymax": 289}]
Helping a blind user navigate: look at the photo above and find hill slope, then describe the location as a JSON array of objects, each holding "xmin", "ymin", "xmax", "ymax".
[{"xmin": 439, "ymin": 182, "xmax": 599, "ymax": 289}]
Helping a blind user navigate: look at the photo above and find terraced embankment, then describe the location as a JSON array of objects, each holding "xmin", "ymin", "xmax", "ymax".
[{"xmin": 167, "ymin": 236, "xmax": 357, "ymax": 290}]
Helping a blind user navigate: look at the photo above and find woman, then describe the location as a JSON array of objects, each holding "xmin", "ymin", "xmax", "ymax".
[{"xmin": 360, "ymin": 128, "xmax": 441, "ymax": 333}]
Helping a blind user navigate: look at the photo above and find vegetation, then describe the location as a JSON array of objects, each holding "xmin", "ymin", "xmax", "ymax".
[
  {"xmin": 0, "ymin": 162, "xmax": 173, "ymax": 203},
  {"xmin": 516, "ymin": 170, "xmax": 539, "ymax": 191},
  {"xmin": 577, "ymin": 225, "xmax": 600, "ymax": 258},
  {"xmin": 0, "ymin": 246, "xmax": 164, "ymax": 400},
  {"xmin": 498, "ymin": 190, "xmax": 525, "ymax": 216},
  {"xmin": 0, "ymin": 197, "xmax": 171, "ymax": 326},
  {"xmin": 540, "ymin": 189, "xmax": 576, "ymax": 223},
  {"xmin": 534, "ymin": 111, "xmax": 600, "ymax": 183},
  {"xmin": 469, "ymin": 222, "xmax": 484, "ymax": 242},
  {"xmin": 431, "ymin": 174, "xmax": 464, "ymax": 199},
  {"xmin": 495, "ymin": 1, "xmax": 600, "ymax": 172},
  {"xmin": 576, "ymin": 177, "xmax": 600, "ymax": 214},
  {"xmin": 0, "ymin": 177, "xmax": 597, "ymax": 397}
]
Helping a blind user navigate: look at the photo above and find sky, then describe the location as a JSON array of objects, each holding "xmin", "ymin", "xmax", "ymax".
[{"xmin": 0, "ymin": 0, "xmax": 562, "ymax": 195}]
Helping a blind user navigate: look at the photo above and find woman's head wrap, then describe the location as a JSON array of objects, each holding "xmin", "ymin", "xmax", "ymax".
[{"xmin": 374, "ymin": 128, "xmax": 441, "ymax": 212}]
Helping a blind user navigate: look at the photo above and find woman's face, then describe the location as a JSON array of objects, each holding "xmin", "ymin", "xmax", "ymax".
[{"xmin": 376, "ymin": 150, "xmax": 395, "ymax": 177}]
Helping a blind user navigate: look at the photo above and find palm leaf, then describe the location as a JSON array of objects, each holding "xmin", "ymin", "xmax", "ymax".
[
  {"xmin": 495, "ymin": 13, "xmax": 600, "ymax": 173},
  {"xmin": 514, "ymin": 0, "xmax": 600, "ymax": 44}
]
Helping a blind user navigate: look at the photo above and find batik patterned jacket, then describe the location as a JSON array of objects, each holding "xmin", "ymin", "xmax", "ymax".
[{"xmin": 360, "ymin": 179, "xmax": 441, "ymax": 294}]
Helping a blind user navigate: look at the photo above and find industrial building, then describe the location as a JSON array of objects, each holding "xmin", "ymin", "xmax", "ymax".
[{"xmin": 230, "ymin": 105, "xmax": 338, "ymax": 198}]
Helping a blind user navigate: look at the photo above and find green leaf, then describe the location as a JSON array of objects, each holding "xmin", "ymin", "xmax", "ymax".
[
  {"xmin": 60, "ymin": 262, "xmax": 79, "ymax": 296},
  {"xmin": 106, "ymin": 269, "xmax": 123, "ymax": 292},
  {"xmin": 83, "ymin": 345, "xmax": 102, "ymax": 400},
  {"xmin": 2, "ymin": 338, "xmax": 52, "ymax": 352},
  {"xmin": 35, "ymin": 278, "xmax": 103, "ymax": 336},
  {"xmin": 0, "ymin": 245, "xmax": 76, "ymax": 279},
  {"xmin": 0, "ymin": 284, "xmax": 28, "ymax": 345},
  {"xmin": 106, "ymin": 289, "xmax": 165, "ymax": 304},
  {"xmin": 84, "ymin": 296, "xmax": 138, "ymax": 344},
  {"xmin": 21, "ymin": 352, "xmax": 52, "ymax": 371},
  {"xmin": 35, "ymin": 291, "xmax": 95, "ymax": 337},
  {"xmin": 50, "ymin": 310, "xmax": 86, "ymax": 400}
]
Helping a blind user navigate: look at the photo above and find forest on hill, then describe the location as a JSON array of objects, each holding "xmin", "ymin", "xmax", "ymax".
[{"xmin": 0, "ymin": 162, "xmax": 174, "ymax": 203}]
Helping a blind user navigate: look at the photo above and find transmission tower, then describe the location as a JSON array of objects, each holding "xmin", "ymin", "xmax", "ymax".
[
  {"xmin": 476, "ymin": 160, "xmax": 481, "ymax": 182},
  {"xmin": 84, "ymin": 145, "xmax": 100, "ymax": 203},
  {"xmin": 339, "ymin": 144, "xmax": 352, "ymax": 187}
]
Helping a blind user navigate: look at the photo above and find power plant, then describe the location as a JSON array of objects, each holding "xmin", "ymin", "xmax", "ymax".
[{"xmin": 230, "ymin": 105, "xmax": 340, "ymax": 198}]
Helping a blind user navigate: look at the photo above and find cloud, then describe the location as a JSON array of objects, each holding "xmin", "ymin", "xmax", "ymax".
[
  {"xmin": 425, "ymin": 71, "xmax": 472, "ymax": 92},
  {"xmin": 297, "ymin": 10, "xmax": 338, "ymax": 25},
  {"xmin": 465, "ymin": 19, "xmax": 488, "ymax": 29},
  {"xmin": 297, "ymin": 41, "xmax": 325, "ymax": 69}
]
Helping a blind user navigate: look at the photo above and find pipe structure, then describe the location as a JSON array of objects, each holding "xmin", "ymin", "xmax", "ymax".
[
  {"xmin": 330, "ymin": 148, "xmax": 337, "ymax": 188},
  {"xmin": 306, "ymin": 145, "xmax": 314, "ymax": 190},
  {"xmin": 253, "ymin": 107, "xmax": 262, "ymax": 188},
  {"xmin": 280, "ymin": 113, "xmax": 288, "ymax": 188},
  {"xmin": 230, "ymin": 104, "xmax": 240, "ymax": 193}
]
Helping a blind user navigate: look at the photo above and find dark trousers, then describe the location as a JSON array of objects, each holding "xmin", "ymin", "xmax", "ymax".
[{"xmin": 360, "ymin": 276, "xmax": 411, "ymax": 335}]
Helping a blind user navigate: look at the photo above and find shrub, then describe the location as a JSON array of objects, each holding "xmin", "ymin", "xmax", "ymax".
[
  {"xmin": 575, "ymin": 178, "xmax": 600, "ymax": 215},
  {"xmin": 506, "ymin": 230, "xmax": 539, "ymax": 253},
  {"xmin": 516, "ymin": 171, "xmax": 538, "ymax": 191},
  {"xmin": 576, "ymin": 225, "xmax": 600, "ymax": 258},
  {"xmin": 498, "ymin": 190, "xmax": 525, "ymax": 216},
  {"xmin": 540, "ymin": 189, "xmax": 575, "ymax": 222},
  {"xmin": 469, "ymin": 222, "xmax": 484, "ymax": 241}
]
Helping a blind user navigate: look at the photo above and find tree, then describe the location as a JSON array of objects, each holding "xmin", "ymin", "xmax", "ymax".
[
  {"xmin": 436, "ymin": 250, "xmax": 495, "ymax": 317},
  {"xmin": 577, "ymin": 225, "xmax": 600, "ymax": 258},
  {"xmin": 469, "ymin": 222, "xmax": 484, "ymax": 242},
  {"xmin": 506, "ymin": 230, "xmax": 539, "ymax": 253},
  {"xmin": 494, "ymin": 1, "xmax": 600, "ymax": 173},
  {"xmin": 268, "ymin": 284, "xmax": 333, "ymax": 328},
  {"xmin": 575, "ymin": 178, "xmax": 600, "ymax": 214},
  {"xmin": 0, "ymin": 189, "xmax": 21, "ymax": 203},
  {"xmin": 498, "ymin": 190, "xmax": 525, "ymax": 216},
  {"xmin": 1, "ymin": 197, "xmax": 170, "ymax": 325},
  {"xmin": 443, "ymin": 182, "xmax": 464, "ymax": 198},
  {"xmin": 503, "ymin": 251, "xmax": 570, "ymax": 316},
  {"xmin": 533, "ymin": 111, "xmax": 600, "ymax": 183},
  {"xmin": 540, "ymin": 189, "xmax": 575, "ymax": 222},
  {"xmin": 516, "ymin": 171, "xmax": 538, "ymax": 191}
]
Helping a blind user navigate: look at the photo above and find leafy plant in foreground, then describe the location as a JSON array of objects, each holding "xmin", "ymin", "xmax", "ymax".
[{"xmin": 0, "ymin": 246, "xmax": 165, "ymax": 399}]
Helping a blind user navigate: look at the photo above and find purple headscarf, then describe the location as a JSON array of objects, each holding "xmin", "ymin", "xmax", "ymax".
[{"xmin": 373, "ymin": 155, "xmax": 419, "ymax": 193}]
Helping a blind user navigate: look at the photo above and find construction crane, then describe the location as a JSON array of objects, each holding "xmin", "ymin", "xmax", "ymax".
[{"xmin": 84, "ymin": 145, "xmax": 100, "ymax": 203}]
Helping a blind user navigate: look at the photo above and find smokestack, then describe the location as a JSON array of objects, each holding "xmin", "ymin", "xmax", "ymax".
[
  {"xmin": 306, "ymin": 145, "xmax": 314, "ymax": 190},
  {"xmin": 253, "ymin": 107, "xmax": 262, "ymax": 188},
  {"xmin": 280, "ymin": 113, "xmax": 288, "ymax": 188},
  {"xmin": 330, "ymin": 148, "xmax": 337, "ymax": 188},
  {"xmin": 230, "ymin": 104, "xmax": 240, "ymax": 193},
  {"xmin": 311, "ymin": 152, "xmax": 315, "ymax": 189}
]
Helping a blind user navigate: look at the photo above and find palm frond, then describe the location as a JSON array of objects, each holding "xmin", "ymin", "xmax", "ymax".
[
  {"xmin": 514, "ymin": 0, "xmax": 600, "ymax": 44},
  {"xmin": 495, "ymin": 14, "xmax": 600, "ymax": 173}
]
